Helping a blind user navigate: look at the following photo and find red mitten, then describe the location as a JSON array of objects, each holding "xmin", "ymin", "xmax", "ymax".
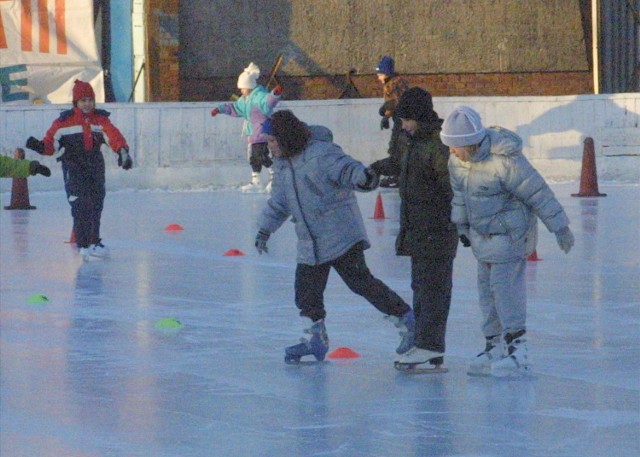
[
  {"xmin": 210, "ymin": 108, "xmax": 220, "ymax": 117},
  {"xmin": 273, "ymin": 85, "xmax": 283, "ymax": 96}
]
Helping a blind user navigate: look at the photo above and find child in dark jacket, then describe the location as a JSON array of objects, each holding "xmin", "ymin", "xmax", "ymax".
[
  {"xmin": 375, "ymin": 55, "xmax": 409, "ymax": 188},
  {"xmin": 371, "ymin": 87, "xmax": 458, "ymax": 373}
]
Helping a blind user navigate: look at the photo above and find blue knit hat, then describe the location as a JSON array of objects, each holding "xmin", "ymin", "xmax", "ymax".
[
  {"xmin": 375, "ymin": 56, "xmax": 394, "ymax": 76},
  {"xmin": 262, "ymin": 118, "xmax": 275, "ymax": 136},
  {"xmin": 440, "ymin": 106, "xmax": 487, "ymax": 147}
]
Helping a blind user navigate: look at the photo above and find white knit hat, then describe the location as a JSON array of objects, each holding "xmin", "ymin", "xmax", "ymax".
[
  {"xmin": 237, "ymin": 62, "xmax": 260, "ymax": 89},
  {"xmin": 440, "ymin": 106, "xmax": 487, "ymax": 147}
]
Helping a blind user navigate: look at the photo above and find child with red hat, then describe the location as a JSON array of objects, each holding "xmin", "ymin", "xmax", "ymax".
[{"xmin": 25, "ymin": 79, "xmax": 132, "ymax": 262}]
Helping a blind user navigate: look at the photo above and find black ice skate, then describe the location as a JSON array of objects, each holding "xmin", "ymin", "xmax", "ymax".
[
  {"xmin": 394, "ymin": 347, "xmax": 448, "ymax": 374},
  {"xmin": 284, "ymin": 319, "xmax": 329, "ymax": 365}
]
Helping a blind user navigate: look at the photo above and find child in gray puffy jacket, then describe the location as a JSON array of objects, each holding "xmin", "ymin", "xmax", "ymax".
[
  {"xmin": 255, "ymin": 110, "xmax": 415, "ymax": 365},
  {"xmin": 442, "ymin": 105, "xmax": 575, "ymax": 377}
]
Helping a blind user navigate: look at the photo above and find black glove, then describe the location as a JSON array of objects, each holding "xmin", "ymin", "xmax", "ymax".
[
  {"xmin": 255, "ymin": 230, "xmax": 270, "ymax": 254},
  {"xmin": 369, "ymin": 160, "xmax": 385, "ymax": 175},
  {"xmin": 117, "ymin": 147, "xmax": 133, "ymax": 170},
  {"xmin": 380, "ymin": 117, "xmax": 390, "ymax": 130},
  {"xmin": 459, "ymin": 234, "xmax": 471, "ymax": 248},
  {"xmin": 26, "ymin": 136, "xmax": 45, "ymax": 154},
  {"xmin": 357, "ymin": 167, "xmax": 378, "ymax": 190},
  {"xmin": 29, "ymin": 160, "xmax": 51, "ymax": 177}
]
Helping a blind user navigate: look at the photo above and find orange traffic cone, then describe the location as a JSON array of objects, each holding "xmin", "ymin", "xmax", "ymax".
[
  {"xmin": 4, "ymin": 148, "xmax": 36, "ymax": 210},
  {"xmin": 371, "ymin": 192, "xmax": 386, "ymax": 220},
  {"xmin": 527, "ymin": 250, "xmax": 542, "ymax": 261},
  {"xmin": 3, "ymin": 177, "xmax": 36, "ymax": 210},
  {"xmin": 572, "ymin": 137, "xmax": 606, "ymax": 197},
  {"xmin": 327, "ymin": 347, "xmax": 360, "ymax": 359},
  {"xmin": 65, "ymin": 228, "xmax": 76, "ymax": 244}
]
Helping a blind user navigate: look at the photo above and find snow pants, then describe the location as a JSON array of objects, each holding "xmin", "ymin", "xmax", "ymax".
[
  {"xmin": 410, "ymin": 254, "xmax": 455, "ymax": 353},
  {"xmin": 477, "ymin": 259, "xmax": 527, "ymax": 338},
  {"xmin": 249, "ymin": 142, "xmax": 272, "ymax": 173},
  {"xmin": 294, "ymin": 242, "xmax": 410, "ymax": 322},
  {"xmin": 61, "ymin": 154, "xmax": 106, "ymax": 249}
]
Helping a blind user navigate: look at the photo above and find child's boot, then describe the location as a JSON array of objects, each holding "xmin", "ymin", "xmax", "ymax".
[
  {"xmin": 385, "ymin": 310, "xmax": 415, "ymax": 355},
  {"xmin": 285, "ymin": 319, "xmax": 329, "ymax": 364},
  {"xmin": 491, "ymin": 330, "xmax": 531, "ymax": 377},
  {"xmin": 241, "ymin": 172, "xmax": 261, "ymax": 192},
  {"xmin": 467, "ymin": 335, "xmax": 502, "ymax": 376}
]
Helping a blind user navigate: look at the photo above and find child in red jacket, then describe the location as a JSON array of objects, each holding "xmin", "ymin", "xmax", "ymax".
[{"xmin": 26, "ymin": 80, "xmax": 132, "ymax": 262}]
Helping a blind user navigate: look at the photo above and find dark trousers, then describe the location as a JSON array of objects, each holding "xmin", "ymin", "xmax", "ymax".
[
  {"xmin": 62, "ymin": 156, "xmax": 106, "ymax": 249},
  {"xmin": 249, "ymin": 142, "xmax": 272, "ymax": 172},
  {"xmin": 295, "ymin": 242, "xmax": 410, "ymax": 322},
  {"xmin": 411, "ymin": 255, "xmax": 455, "ymax": 353}
]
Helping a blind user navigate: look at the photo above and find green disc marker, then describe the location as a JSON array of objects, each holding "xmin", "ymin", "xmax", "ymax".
[
  {"xmin": 27, "ymin": 294, "xmax": 49, "ymax": 304},
  {"xmin": 154, "ymin": 318, "xmax": 183, "ymax": 329}
]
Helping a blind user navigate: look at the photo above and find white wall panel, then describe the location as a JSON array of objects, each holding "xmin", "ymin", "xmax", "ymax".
[{"xmin": 2, "ymin": 94, "xmax": 639, "ymax": 193}]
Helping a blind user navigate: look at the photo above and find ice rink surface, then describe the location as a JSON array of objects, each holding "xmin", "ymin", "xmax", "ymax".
[{"xmin": 1, "ymin": 182, "xmax": 639, "ymax": 457}]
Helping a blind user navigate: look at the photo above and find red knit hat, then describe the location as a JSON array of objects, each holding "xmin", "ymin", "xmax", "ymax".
[{"xmin": 72, "ymin": 79, "xmax": 95, "ymax": 103}]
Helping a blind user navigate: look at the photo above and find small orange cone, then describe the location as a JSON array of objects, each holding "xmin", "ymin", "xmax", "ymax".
[
  {"xmin": 165, "ymin": 223, "xmax": 184, "ymax": 231},
  {"xmin": 223, "ymin": 249, "xmax": 245, "ymax": 256},
  {"xmin": 65, "ymin": 228, "xmax": 76, "ymax": 244},
  {"xmin": 572, "ymin": 137, "xmax": 606, "ymax": 198},
  {"xmin": 371, "ymin": 192, "xmax": 386, "ymax": 220},
  {"xmin": 527, "ymin": 250, "xmax": 542, "ymax": 261},
  {"xmin": 327, "ymin": 347, "xmax": 360, "ymax": 359}
]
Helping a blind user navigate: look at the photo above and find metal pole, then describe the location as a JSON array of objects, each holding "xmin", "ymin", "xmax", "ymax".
[{"xmin": 592, "ymin": 0, "xmax": 600, "ymax": 94}]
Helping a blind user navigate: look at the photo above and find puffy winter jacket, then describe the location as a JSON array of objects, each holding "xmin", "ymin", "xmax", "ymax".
[
  {"xmin": 43, "ymin": 107, "xmax": 128, "ymax": 161},
  {"xmin": 217, "ymin": 85, "xmax": 281, "ymax": 144},
  {"xmin": 258, "ymin": 126, "xmax": 377, "ymax": 265},
  {"xmin": 448, "ymin": 127, "xmax": 570, "ymax": 263},
  {"xmin": 0, "ymin": 154, "xmax": 31, "ymax": 178}
]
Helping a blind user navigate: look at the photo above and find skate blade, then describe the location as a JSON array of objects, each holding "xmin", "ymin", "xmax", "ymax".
[
  {"xmin": 394, "ymin": 362, "xmax": 448, "ymax": 374},
  {"xmin": 285, "ymin": 360, "xmax": 329, "ymax": 366},
  {"xmin": 490, "ymin": 368, "xmax": 533, "ymax": 378},
  {"xmin": 467, "ymin": 370, "xmax": 492, "ymax": 377}
]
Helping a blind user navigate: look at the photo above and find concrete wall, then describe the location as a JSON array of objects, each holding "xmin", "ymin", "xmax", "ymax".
[{"xmin": 1, "ymin": 94, "xmax": 639, "ymax": 193}]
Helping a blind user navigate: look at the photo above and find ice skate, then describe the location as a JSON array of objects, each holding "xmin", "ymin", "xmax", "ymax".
[
  {"xmin": 285, "ymin": 319, "xmax": 329, "ymax": 365},
  {"xmin": 79, "ymin": 240, "xmax": 111, "ymax": 262},
  {"xmin": 241, "ymin": 172, "xmax": 262, "ymax": 193},
  {"xmin": 491, "ymin": 330, "xmax": 531, "ymax": 377},
  {"xmin": 467, "ymin": 335, "xmax": 502, "ymax": 377},
  {"xmin": 264, "ymin": 168, "xmax": 274, "ymax": 194},
  {"xmin": 89, "ymin": 240, "xmax": 111, "ymax": 259},
  {"xmin": 385, "ymin": 310, "xmax": 415, "ymax": 355},
  {"xmin": 394, "ymin": 347, "xmax": 447, "ymax": 374}
]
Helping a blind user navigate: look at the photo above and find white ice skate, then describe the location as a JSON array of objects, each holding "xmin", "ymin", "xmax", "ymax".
[
  {"xmin": 467, "ymin": 335, "xmax": 503, "ymax": 377},
  {"xmin": 491, "ymin": 331, "xmax": 531, "ymax": 377},
  {"xmin": 241, "ymin": 172, "xmax": 262, "ymax": 193},
  {"xmin": 394, "ymin": 347, "xmax": 447, "ymax": 374},
  {"xmin": 264, "ymin": 169, "xmax": 274, "ymax": 194},
  {"xmin": 89, "ymin": 240, "xmax": 110, "ymax": 259},
  {"xmin": 79, "ymin": 240, "xmax": 110, "ymax": 262}
]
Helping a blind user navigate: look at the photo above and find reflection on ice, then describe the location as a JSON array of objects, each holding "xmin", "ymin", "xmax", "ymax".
[{"xmin": 1, "ymin": 184, "xmax": 638, "ymax": 457}]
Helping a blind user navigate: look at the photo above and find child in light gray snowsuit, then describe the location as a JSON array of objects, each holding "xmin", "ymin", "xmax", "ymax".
[{"xmin": 442, "ymin": 106, "xmax": 575, "ymax": 377}]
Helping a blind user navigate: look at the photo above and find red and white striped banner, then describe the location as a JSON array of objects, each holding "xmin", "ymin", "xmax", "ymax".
[{"xmin": 0, "ymin": 0, "xmax": 104, "ymax": 104}]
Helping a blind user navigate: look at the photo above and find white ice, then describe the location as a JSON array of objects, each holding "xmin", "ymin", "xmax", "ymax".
[{"xmin": 1, "ymin": 183, "xmax": 639, "ymax": 457}]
